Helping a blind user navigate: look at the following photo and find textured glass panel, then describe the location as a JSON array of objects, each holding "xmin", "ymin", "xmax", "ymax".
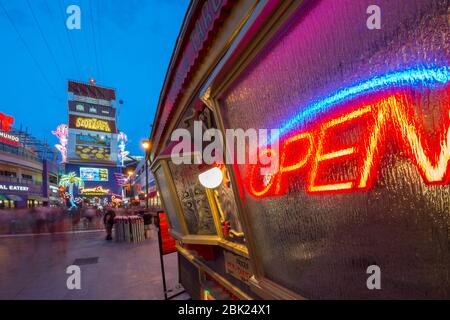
[
  {"xmin": 154, "ymin": 165, "xmax": 183, "ymax": 234},
  {"xmin": 220, "ymin": 0, "xmax": 450, "ymax": 298},
  {"xmin": 168, "ymin": 162, "xmax": 217, "ymax": 235}
]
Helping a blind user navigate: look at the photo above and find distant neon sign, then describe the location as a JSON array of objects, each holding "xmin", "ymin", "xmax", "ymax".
[
  {"xmin": 76, "ymin": 117, "xmax": 111, "ymax": 132},
  {"xmin": 0, "ymin": 112, "xmax": 14, "ymax": 132},
  {"xmin": 79, "ymin": 186, "xmax": 110, "ymax": 196},
  {"xmin": 0, "ymin": 112, "xmax": 19, "ymax": 146},
  {"xmin": 117, "ymin": 132, "xmax": 129, "ymax": 167},
  {"xmin": 52, "ymin": 124, "xmax": 68, "ymax": 163},
  {"xmin": 247, "ymin": 66, "xmax": 450, "ymax": 197}
]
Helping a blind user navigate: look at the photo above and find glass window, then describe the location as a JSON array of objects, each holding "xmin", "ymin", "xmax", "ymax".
[
  {"xmin": 154, "ymin": 164, "xmax": 183, "ymax": 234},
  {"xmin": 168, "ymin": 162, "xmax": 217, "ymax": 236},
  {"xmin": 219, "ymin": 1, "xmax": 450, "ymax": 298}
]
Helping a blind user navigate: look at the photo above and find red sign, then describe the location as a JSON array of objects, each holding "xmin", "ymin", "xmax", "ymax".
[
  {"xmin": 0, "ymin": 112, "xmax": 14, "ymax": 132},
  {"xmin": 159, "ymin": 212, "xmax": 177, "ymax": 255}
]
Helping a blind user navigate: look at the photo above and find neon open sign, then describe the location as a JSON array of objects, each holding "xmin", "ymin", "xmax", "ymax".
[{"xmin": 246, "ymin": 66, "xmax": 450, "ymax": 197}]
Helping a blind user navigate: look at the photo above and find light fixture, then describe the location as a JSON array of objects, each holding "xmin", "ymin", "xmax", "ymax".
[{"xmin": 198, "ymin": 167, "xmax": 223, "ymax": 189}]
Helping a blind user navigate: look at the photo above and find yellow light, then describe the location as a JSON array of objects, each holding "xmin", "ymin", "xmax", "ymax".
[{"xmin": 141, "ymin": 140, "xmax": 151, "ymax": 150}]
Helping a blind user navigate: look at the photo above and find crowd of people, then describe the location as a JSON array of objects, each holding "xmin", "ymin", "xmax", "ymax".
[{"xmin": 0, "ymin": 206, "xmax": 158, "ymax": 236}]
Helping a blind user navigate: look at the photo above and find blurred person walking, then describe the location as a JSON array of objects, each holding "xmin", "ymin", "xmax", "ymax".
[{"xmin": 103, "ymin": 209, "xmax": 116, "ymax": 240}]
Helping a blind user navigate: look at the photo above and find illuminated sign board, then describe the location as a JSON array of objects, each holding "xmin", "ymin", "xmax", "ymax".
[
  {"xmin": 246, "ymin": 66, "xmax": 450, "ymax": 198},
  {"xmin": 76, "ymin": 117, "xmax": 111, "ymax": 132},
  {"xmin": 80, "ymin": 167, "xmax": 109, "ymax": 182},
  {"xmin": 75, "ymin": 133, "xmax": 112, "ymax": 162},
  {"xmin": 0, "ymin": 131, "xmax": 20, "ymax": 146},
  {"xmin": 79, "ymin": 186, "xmax": 110, "ymax": 196},
  {"xmin": 68, "ymin": 100, "xmax": 116, "ymax": 118},
  {"xmin": 76, "ymin": 145, "xmax": 111, "ymax": 161},
  {"xmin": 0, "ymin": 184, "xmax": 29, "ymax": 192},
  {"xmin": 69, "ymin": 115, "xmax": 116, "ymax": 133}
]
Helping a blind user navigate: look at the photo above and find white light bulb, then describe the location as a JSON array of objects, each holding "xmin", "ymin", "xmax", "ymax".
[{"xmin": 198, "ymin": 167, "xmax": 223, "ymax": 189}]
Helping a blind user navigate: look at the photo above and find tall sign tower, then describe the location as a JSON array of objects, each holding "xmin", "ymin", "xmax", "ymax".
[{"xmin": 65, "ymin": 80, "xmax": 121, "ymax": 206}]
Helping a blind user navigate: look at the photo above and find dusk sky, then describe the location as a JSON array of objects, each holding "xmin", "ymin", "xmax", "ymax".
[{"xmin": 0, "ymin": 0, "xmax": 189, "ymax": 155}]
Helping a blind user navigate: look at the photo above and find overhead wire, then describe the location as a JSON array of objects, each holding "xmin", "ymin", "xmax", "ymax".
[
  {"xmin": 0, "ymin": 1, "xmax": 59, "ymax": 98},
  {"xmin": 89, "ymin": 0, "xmax": 100, "ymax": 80},
  {"xmin": 26, "ymin": 0, "xmax": 66, "ymax": 84},
  {"xmin": 57, "ymin": 0, "xmax": 83, "ymax": 80},
  {"xmin": 95, "ymin": 0, "xmax": 104, "ymax": 80},
  {"xmin": 44, "ymin": 0, "xmax": 77, "ymax": 78}
]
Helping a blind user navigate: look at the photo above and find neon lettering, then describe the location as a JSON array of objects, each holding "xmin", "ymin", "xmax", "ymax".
[{"xmin": 246, "ymin": 87, "xmax": 450, "ymax": 198}]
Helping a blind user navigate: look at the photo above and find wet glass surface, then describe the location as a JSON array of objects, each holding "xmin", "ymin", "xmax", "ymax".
[
  {"xmin": 220, "ymin": 0, "xmax": 450, "ymax": 298},
  {"xmin": 154, "ymin": 164, "xmax": 183, "ymax": 234},
  {"xmin": 168, "ymin": 162, "xmax": 217, "ymax": 235}
]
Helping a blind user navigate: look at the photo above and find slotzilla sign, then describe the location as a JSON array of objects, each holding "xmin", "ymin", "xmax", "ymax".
[
  {"xmin": 69, "ymin": 115, "xmax": 116, "ymax": 133},
  {"xmin": 0, "ymin": 184, "xmax": 29, "ymax": 192}
]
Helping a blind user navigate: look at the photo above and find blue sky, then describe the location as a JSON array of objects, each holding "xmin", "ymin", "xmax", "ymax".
[{"xmin": 0, "ymin": 0, "xmax": 189, "ymax": 155}]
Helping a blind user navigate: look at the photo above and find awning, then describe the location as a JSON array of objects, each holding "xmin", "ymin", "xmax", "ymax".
[
  {"xmin": 6, "ymin": 195, "xmax": 23, "ymax": 201},
  {"xmin": 0, "ymin": 195, "xmax": 8, "ymax": 200}
]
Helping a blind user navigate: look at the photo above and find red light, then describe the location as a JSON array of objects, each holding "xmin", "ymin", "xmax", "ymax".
[{"xmin": 0, "ymin": 112, "xmax": 14, "ymax": 132}]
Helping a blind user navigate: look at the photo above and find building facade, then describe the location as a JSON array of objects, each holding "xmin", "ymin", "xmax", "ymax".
[
  {"xmin": 127, "ymin": 156, "xmax": 160, "ymax": 207},
  {"xmin": 65, "ymin": 80, "xmax": 122, "ymax": 206},
  {"xmin": 150, "ymin": 0, "xmax": 450, "ymax": 299},
  {"xmin": 0, "ymin": 112, "xmax": 60, "ymax": 208}
]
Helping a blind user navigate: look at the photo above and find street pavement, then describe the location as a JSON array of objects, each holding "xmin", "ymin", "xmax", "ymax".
[{"xmin": 0, "ymin": 228, "xmax": 189, "ymax": 300}]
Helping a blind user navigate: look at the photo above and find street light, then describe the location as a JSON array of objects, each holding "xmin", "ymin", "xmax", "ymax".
[{"xmin": 141, "ymin": 139, "xmax": 151, "ymax": 209}]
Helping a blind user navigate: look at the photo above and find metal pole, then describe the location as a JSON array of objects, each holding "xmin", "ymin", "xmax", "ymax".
[{"xmin": 145, "ymin": 156, "xmax": 149, "ymax": 209}]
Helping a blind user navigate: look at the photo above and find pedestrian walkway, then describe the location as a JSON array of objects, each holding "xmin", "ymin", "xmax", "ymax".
[{"xmin": 0, "ymin": 230, "xmax": 188, "ymax": 300}]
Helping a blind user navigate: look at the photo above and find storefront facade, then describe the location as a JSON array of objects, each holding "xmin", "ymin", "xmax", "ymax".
[
  {"xmin": 150, "ymin": 0, "xmax": 450, "ymax": 299},
  {"xmin": 0, "ymin": 112, "xmax": 60, "ymax": 208},
  {"xmin": 128, "ymin": 156, "xmax": 160, "ymax": 207}
]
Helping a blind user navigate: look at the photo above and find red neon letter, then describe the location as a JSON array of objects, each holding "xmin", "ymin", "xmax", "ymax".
[
  {"xmin": 309, "ymin": 106, "xmax": 372, "ymax": 193},
  {"xmin": 390, "ymin": 93, "xmax": 450, "ymax": 184},
  {"xmin": 275, "ymin": 132, "xmax": 313, "ymax": 194},
  {"xmin": 247, "ymin": 148, "xmax": 277, "ymax": 198},
  {"xmin": 357, "ymin": 98, "xmax": 390, "ymax": 189}
]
